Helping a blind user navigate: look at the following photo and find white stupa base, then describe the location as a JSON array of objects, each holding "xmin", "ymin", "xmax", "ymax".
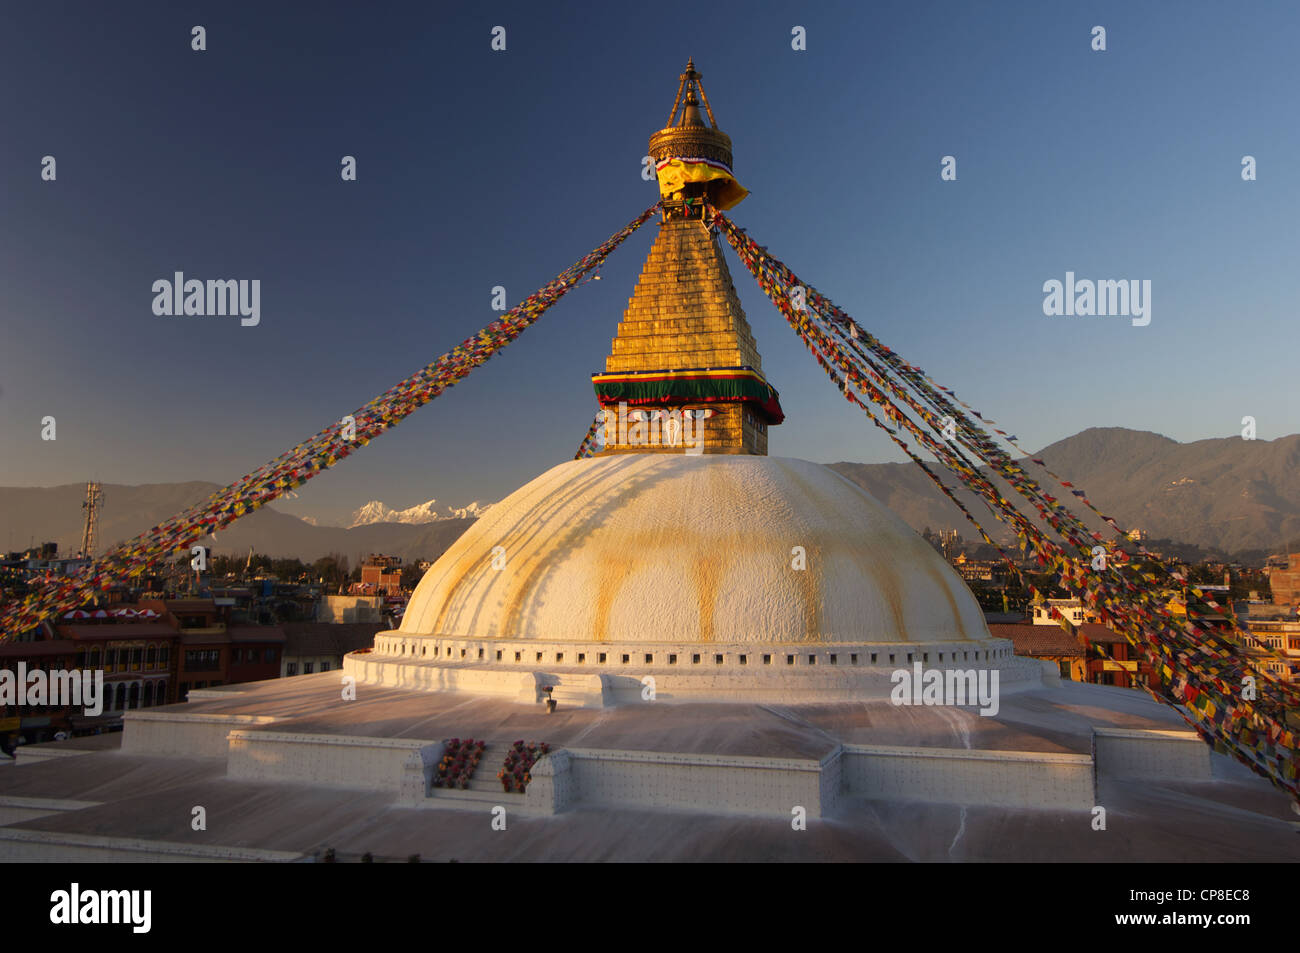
[{"xmin": 345, "ymin": 633, "xmax": 1045, "ymax": 706}]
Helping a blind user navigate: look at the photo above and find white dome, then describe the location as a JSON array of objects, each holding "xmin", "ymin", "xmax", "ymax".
[{"xmin": 399, "ymin": 454, "xmax": 991, "ymax": 646}]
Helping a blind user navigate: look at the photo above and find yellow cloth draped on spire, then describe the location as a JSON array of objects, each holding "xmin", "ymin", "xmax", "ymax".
[{"xmin": 655, "ymin": 157, "xmax": 749, "ymax": 210}]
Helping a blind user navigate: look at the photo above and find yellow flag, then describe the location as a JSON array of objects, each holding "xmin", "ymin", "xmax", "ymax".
[{"xmin": 655, "ymin": 157, "xmax": 749, "ymax": 210}]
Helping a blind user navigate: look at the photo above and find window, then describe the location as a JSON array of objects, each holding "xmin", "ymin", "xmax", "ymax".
[
  {"xmin": 496, "ymin": 650, "xmax": 503, "ymax": 661},
  {"xmin": 535, "ymin": 652, "xmax": 543, "ymax": 662},
  {"xmin": 829, "ymin": 654, "xmax": 837, "ymax": 665},
  {"xmin": 287, "ymin": 662, "xmax": 298, "ymax": 676},
  {"xmin": 231, "ymin": 649, "xmax": 241, "ymax": 664},
  {"xmin": 183, "ymin": 649, "xmax": 220, "ymax": 672},
  {"xmin": 692, "ymin": 654, "xmax": 700, "ymax": 665},
  {"xmin": 598, "ymin": 653, "xmax": 607, "ymax": 664},
  {"xmin": 807, "ymin": 655, "xmax": 816, "ymax": 665},
  {"xmin": 668, "ymin": 654, "xmax": 677, "ymax": 665},
  {"xmin": 763, "ymin": 654, "xmax": 772, "ymax": 665},
  {"xmin": 714, "ymin": 654, "xmax": 723, "ymax": 665},
  {"xmin": 621, "ymin": 654, "xmax": 630, "ymax": 664},
  {"xmin": 739, "ymin": 655, "xmax": 747, "ymax": 665},
  {"xmin": 320, "ymin": 662, "xmax": 331, "ymax": 672},
  {"xmin": 303, "ymin": 662, "xmax": 314, "ymax": 674},
  {"xmin": 786, "ymin": 655, "xmax": 794, "ymax": 666},
  {"xmin": 515, "ymin": 652, "xmax": 521, "ymax": 662},
  {"xmin": 644, "ymin": 654, "xmax": 653, "ymax": 664},
  {"xmin": 477, "ymin": 648, "xmax": 484, "ymax": 659},
  {"xmin": 577, "ymin": 653, "xmax": 585, "ymax": 663},
  {"xmin": 265, "ymin": 648, "xmax": 277, "ymax": 663},
  {"xmin": 557, "ymin": 653, "xmax": 564, "ymax": 663}
]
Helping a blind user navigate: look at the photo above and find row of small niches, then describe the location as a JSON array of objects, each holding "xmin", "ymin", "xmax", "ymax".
[{"xmin": 379, "ymin": 639, "xmax": 1008, "ymax": 667}]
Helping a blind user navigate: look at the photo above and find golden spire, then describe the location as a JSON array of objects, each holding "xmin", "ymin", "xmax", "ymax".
[
  {"xmin": 590, "ymin": 61, "xmax": 779, "ymax": 457},
  {"xmin": 649, "ymin": 59, "xmax": 734, "ymax": 172}
]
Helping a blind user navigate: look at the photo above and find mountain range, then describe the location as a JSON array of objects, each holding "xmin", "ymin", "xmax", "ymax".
[
  {"xmin": 827, "ymin": 428, "xmax": 1300, "ymax": 556},
  {"xmin": 0, "ymin": 481, "xmax": 476, "ymax": 565},
  {"xmin": 347, "ymin": 499, "xmax": 492, "ymax": 528},
  {"xmin": 2, "ymin": 428, "xmax": 1297, "ymax": 565}
]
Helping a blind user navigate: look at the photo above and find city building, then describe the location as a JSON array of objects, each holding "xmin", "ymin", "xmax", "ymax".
[
  {"xmin": 1240, "ymin": 620, "xmax": 1300, "ymax": 684},
  {"xmin": 1078, "ymin": 622, "xmax": 1160, "ymax": 690},
  {"xmin": 280, "ymin": 622, "xmax": 381, "ymax": 677},
  {"xmin": 1268, "ymin": 553, "xmax": 1300, "ymax": 607},
  {"xmin": 227, "ymin": 626, "xmax": 287, "ymax": 685},
  {"xmin": 1031, "ymin": 598, "xmax": 1087, "ymax": 627},
  {"xmin": 319, "ymin": 594, "xmax": 385, "ymax": 623},
  {"xmin": 359, "ymin": 555, "xmax": 403, "ymax": 597},
  {"xmin": 986, "ymin": 623, "xmax": 1087, "ymax": 681}
]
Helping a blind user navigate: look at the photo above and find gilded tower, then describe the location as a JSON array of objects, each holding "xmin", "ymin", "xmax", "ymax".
[{"xmin": 592, "ymin": 60, "xmax": 783, "ymax": 456}]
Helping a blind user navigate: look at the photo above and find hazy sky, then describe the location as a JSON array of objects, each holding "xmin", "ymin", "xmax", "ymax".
[{"xmin": 2, "ymin": 1, "xmax": 1297, "ymax": 527}]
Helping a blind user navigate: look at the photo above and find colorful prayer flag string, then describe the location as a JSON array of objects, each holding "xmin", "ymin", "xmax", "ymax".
[{"xmin": 574, "ymin": 410, "xmax": 605, "ymax": 459}]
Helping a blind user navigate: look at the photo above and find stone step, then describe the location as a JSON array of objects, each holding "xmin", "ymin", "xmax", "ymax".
[
  {"xmin": 432, "ymin": 763, "xmax": 538, "ymax": 797},
  {"xmin": 550, "ymin": 686, "xmax": 592, "ymax": 703},
  {"xmin": 426, "ymin": 786, "xmax": 524, "ymax": 807}
]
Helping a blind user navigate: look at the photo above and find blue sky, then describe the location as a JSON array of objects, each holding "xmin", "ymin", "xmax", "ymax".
[{"xmin": 2, "ymin": 1, "xmax": 1297, "ymax": 526}]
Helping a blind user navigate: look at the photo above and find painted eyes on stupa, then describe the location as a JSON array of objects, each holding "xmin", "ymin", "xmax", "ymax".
[{"xmin": 625, "ymin": 409, "xmax": 715, "ymax": 422}]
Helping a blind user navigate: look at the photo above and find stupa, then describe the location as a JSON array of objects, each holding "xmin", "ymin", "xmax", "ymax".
[
  {"xmin": 2, "ymin": 62, "xmax": 1293, "ymax": 865},
  {"xmin": 347, "ymin": 60, "xmax": 1041, "ymax": 706}
]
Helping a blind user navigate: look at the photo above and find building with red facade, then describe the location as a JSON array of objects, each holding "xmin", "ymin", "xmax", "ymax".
[
  {"xmin": 1, "ymin": 598, "xmax": 288, "ymax": 746},
  {"xmin": 358, "ymin": 554, "xmax": 403, "ymax": 597}
]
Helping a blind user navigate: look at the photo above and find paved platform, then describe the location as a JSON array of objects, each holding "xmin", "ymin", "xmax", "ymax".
[
  {"xmin": 0, "ymin": 673, "xmax": 1294, "ymax": 862},
  {"xmin": 135, "ymin": 670, "xmax": 1190, "ymax": 757}
]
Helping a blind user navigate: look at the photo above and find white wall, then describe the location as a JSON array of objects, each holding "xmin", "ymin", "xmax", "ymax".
[
  {"xmin": 1093, "ymin": 727, "xmax": 1211, "ymax": 781},
  {"xmin": 227, "ymin": 730, "xmax": 430, "ymax": 792}
]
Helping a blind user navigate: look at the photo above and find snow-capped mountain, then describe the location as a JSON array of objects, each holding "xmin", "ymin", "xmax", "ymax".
[{"xmin": 347, "ymin": 498, "xmax": 492, "ymax": 528}]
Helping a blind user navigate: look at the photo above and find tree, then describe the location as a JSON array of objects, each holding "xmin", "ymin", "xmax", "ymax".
[
  {"xmin": 400, "ymin": 564, "xmax": 424, "ymax": 592},
  {"xmin": 312, "ymin": 553, "xmax": 349, "ymax": 589}
]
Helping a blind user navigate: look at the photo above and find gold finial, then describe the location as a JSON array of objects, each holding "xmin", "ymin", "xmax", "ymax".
[
  {"xmin": 664, "ymin": 58, "xmax": 719, "ymax": 130},
  {"xmin": 650, "ymin": 59, "xmax": 733, "ymax": 170}
]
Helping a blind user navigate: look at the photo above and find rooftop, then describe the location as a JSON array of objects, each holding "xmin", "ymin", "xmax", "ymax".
[{"xmin": 987, "ymin": 623, "xmax": 1086, "ymax": 658}]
